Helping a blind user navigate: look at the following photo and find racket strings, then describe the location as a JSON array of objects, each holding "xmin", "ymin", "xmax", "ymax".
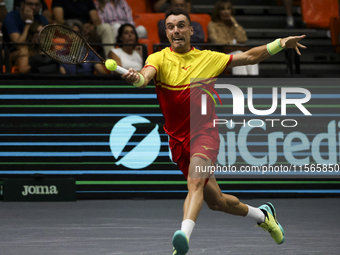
[{"xmin": 40, "ymin": 26, "xmax": 88, "ymax": 64}]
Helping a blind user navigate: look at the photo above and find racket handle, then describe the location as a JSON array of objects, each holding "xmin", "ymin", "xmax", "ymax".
[{"xmin": 115, "ymin": 65, "xmax": 128, "ymax": 75}]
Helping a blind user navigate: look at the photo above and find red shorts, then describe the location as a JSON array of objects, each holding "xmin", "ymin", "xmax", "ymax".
[{"xmin": 169, "ymin": 127, "xmax": 220, "ymax": 179}]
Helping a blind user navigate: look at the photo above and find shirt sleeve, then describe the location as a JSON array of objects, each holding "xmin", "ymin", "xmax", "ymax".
[
  {"xmin": 145, "ymin": 51, "xmax": 162, "ymax": 72},
  {"xmin": 51, "ymin": 0, "xmax": 62, "ymax": 8},
  {"xmin": 209, "ymin": 51, "xmax": 232, "ymax": 76},
  {"xmin": 87, "ymin": 0, "xmax": 96, "ymax": 12}
]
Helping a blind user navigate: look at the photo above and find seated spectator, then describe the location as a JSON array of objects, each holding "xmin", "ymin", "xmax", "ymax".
[
  {"xmin": 52, "ymin": 0, "xmax": 114, "ymax": 58},
  {"xmin": 108, "ymin": 23, "xmax": 143, "ymax": 71},
  {"xmin": 59, "ymin": 19, "xmax": 108, "ymax": 75},
  {"xmin": 17, "ymin": 20, "xmax": 60, "ymax": 73},
  {"xmin": 94, "ymin": 0, "xmax": 147, "ymax": 46},
  {"xmin": 154, "ymin": 0, "xmax": 170, "ymax": 12},
  {"xmin": 2, "ymin": 0, "xmax": 48, "ymax": 44},
  {"xmin": 208, "ymin": 0, "xmax": 259, "ymax": 75},
  {"xmin": 158, "ymin": 0, "xmax": 204, "ymax": 44},
  {"xmin": 13, "ymin": 0, "xmax": 52, "ymax": 24}
]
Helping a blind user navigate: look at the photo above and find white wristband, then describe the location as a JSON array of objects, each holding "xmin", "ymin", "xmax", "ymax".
[{"xmin": 25, "ymin": 19, "xmax": 33, "ymax": 24}]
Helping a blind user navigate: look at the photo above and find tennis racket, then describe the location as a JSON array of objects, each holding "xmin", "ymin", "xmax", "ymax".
[{"xmin": 38, "ymin": 24, "xmax": 128, "ymax": 74}]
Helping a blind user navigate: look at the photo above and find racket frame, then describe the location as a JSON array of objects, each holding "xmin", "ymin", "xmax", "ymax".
[{"xmin": 38, "ymin": 24, "xmax": 105, "ymax": 65}]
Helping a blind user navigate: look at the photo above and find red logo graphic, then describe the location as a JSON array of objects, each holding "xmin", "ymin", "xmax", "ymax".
[{"xmin": 182, "ymin": 65, "xmax": 191, "ymax": 71}]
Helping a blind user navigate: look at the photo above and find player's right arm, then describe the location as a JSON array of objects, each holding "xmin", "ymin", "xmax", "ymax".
[{"xmin": 121, "ymin": 66, "xmax": 156, "ymax": 89}]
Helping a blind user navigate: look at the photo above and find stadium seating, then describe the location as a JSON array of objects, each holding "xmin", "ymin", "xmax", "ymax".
[{"xmin": 301, "ymin": 0, "xmax": 339, "ymax": 28}]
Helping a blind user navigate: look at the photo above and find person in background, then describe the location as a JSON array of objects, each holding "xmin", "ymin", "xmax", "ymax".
[
  {"xmin": 153, "ymin": 0, "xmax": 170, "ymax": 12},
  {"xmin": 158, "ymin": 0, "xmax": 204, "ymax": 44},
  {"xmin": 13, "ymin": 0, "xmax": 52, "ymax": 23},
  {"xmin": 1, "ymin": 0, "xmax": 48, "ymax": 66},
  {"xmin": 108, "ymin": 23, "xmax": 143, "ymax": 71},
  {"xmin": 52, "ymin": 0, "xmax": 114, "ymax": 58},
  {"xmin": 208, "ymin": 0, "xmax": 259, "ymax": 75},
  {"xmin": 94, "ymin": 0, "xmax": 147, "ymax": 45},
  {"xmin": 59, "ymin": 19, "xmax": 108, "ymax": 75},
  {"xmin": 2, "ymin": 0, "xmax": 48, "ymax": 44},
  {"xmin": 283, "ymin": 0, "xmax": 294, "ymax": 28},
  {"xmin": 17, "ymin": 20, "xmax": 59, "ymax": 73}
]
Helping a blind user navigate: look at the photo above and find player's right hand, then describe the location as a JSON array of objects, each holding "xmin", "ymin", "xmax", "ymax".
[{"xmin": 122, "ymin": 68, "xmax": 140, "ymax": 84}]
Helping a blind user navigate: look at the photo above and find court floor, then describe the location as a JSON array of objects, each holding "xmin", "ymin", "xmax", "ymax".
[{"xmin": 0, "ymin": 198, "xmax": 339, "ymax": 255}]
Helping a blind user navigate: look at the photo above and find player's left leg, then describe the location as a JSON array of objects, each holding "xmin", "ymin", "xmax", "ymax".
[{"xmin": 203, "ymin": 176, "xmax": 285, "ymax": 244}]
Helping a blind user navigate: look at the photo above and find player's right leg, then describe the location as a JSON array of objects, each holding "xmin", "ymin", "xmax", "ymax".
[{"xmin": 172, "ymin": 156, "xmax": 212, "ymax": 254}]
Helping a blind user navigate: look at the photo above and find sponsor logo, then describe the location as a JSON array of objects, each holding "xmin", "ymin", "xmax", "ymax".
[
  {"xmin": 22, "ymin": 185, "xmax": 59, "ymax": 196},
  {"xmin": 110, "ymin": 116, "xmax": 161, "ymax": 169},
  {"xmin": 182, "ymin": 65, "xmax": 191, "ymax": 71}
]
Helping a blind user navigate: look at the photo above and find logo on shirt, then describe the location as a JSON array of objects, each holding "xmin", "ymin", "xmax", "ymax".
[
  {"xmin": 109, "ymin": 116, "xmax": 161, "ymax": 169},
  {"xmin": 202, "ymin": 146, "xmax": 213, "ymax": 150},
  {"xmin": 182, "ymin": 65, "xmax": 191, "ymax": 71}
]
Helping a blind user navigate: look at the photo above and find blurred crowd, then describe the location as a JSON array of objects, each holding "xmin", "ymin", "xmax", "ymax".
[{"xmin": 0, "ymin": 0, "xmax": 333, "ymax": 75}]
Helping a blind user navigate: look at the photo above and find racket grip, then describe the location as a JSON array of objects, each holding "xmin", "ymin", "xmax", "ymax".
[{"xmin": 115, "ymin": 66, "xmax": 128, "ymax": 74}]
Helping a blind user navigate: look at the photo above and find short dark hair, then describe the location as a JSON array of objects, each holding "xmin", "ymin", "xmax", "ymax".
[
  {"xmin": 165, "ymin": 8, "xmax": 191, "ymax": 26},
  {"xmin": 116, "ymin": 23, "xmax": 139, "ymax": 46},
  {"xmin": 211, "ymin": 0, "xmax": 235, "ymax": 22}
]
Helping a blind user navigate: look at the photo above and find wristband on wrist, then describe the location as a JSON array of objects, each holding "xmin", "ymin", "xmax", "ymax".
[
  {"xmin": 266, "ymin": 38, "xmax": 284, "ymax": 55},
  {"xmin": 25, "ymin": 19, "xmax": 33, "ymax": 24},
  {"xmin": 133, "ymin": 73, "xmax": 145, "ymax": 88}
]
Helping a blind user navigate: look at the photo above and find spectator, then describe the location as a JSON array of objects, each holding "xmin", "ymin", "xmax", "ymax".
[
  {"xmin": 283, "ymin": 0, "xmax": 294, "ymax": 28},
  {"xmin": 59, "ymin": 19, "xmax": 108, "ymax": 75},
  {"xmin": 52, "ymin": 0, "xmax": 114, "ymax": 58},
  {"xmin": 158, "ymin": 0, "xmax": 204, "ymax": 44},
  {"xmin": 154, "ymin": 0, "xmax": 170, "ymax": 12},
  {"xmin": 13, "ymin": 0, "xmax": 52, "ymax": 23},
  {"xmin": 17, "ymin": 20, "xmax": 60, "ymax": 73},
  {"xmin": 108, "ymin": 23, "xmax": 143, "ymax": 71},
  {"xmin": 2, "ymin": 0, "xmax": 48, "ymax": 44},
  {"xmin": 208, "ymin": 0, "xmax": 259, "ymax": 75},
  {"xmin": 94, "ymin": 0, "xmax": 147, "ymax": 45}
]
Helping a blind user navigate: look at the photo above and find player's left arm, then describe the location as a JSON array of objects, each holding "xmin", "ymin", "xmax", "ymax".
[{"xmin": 228, "ymin": 35, "xmax": 306, "ymax": 68}]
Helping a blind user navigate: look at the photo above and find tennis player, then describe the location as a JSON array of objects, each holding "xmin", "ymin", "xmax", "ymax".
[{"xmin": 122, "ymin": 8, "xmax": 305, "ymax": 255}]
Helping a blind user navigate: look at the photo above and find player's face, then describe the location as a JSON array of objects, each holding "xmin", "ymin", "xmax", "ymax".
[
  {"xmin": 219, "ymin": 3, "xmax": 232, "ymax": 21},
  {"xmin": 165, "ymin": 14, "xmax": 193, "ymax": 53}
]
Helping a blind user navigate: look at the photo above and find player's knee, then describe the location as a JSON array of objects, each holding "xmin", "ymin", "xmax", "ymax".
[{"xmin": 187, "ymin": 177, "xmax": 205, "ymax": 192}]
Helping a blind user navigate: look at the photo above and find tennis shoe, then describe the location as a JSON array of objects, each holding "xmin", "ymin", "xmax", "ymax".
[
  {"xmin": 172, "ymin": 230, "xmax": 189, "ymax": 255},
  {"xmin": 258, "ymin": 202, "xmax": 285, "ymax": 244}
]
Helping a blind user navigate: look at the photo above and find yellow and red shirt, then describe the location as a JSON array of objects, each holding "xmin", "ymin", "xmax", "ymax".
[{"xmin": 145, "ymin": 47, "xmax": 232, "ymax": 142}]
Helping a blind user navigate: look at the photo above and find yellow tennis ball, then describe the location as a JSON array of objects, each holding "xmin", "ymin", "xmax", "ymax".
[{"xmin": 105, "ymin": 59, "xmax": 117, "ymax": 71}]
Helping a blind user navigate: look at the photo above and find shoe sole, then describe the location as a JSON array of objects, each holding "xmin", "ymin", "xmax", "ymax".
[
  {"xmin": 265, "ymin": 202, "xmax": 285, "ymax": 244},
  {"xmin": 172, "ymin": 230, "xmax": 189, "ymax": 255}
]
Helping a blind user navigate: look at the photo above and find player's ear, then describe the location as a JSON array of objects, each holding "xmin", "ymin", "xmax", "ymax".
[{"xmin": 190, "ymin": 26, "xmax": 194, "ymax": 36}]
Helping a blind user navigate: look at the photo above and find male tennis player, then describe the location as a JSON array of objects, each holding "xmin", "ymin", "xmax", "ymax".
[{"xmin": 122, "ymin": 8, "xmax": 305, "ymax": 255}]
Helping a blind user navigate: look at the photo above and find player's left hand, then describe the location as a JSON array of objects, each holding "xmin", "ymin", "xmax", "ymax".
[{"xmin": 280, "ymin": 35, "xmax": 307, "ymax": 55}]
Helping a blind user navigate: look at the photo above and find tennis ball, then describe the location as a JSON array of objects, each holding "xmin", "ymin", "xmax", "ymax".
[{"xmin": 105, "ymin": 59, "xmax": 117, "ymax": 71}]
